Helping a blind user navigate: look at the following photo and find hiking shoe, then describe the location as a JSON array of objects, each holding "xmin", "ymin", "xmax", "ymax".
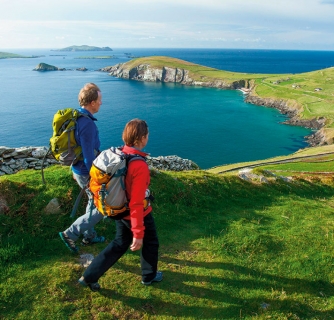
[
  {"xmin": 141, "ymin": 271, "xmax": 163, "ymax": 285},
  {"xmin": 78, "ymin": 276, "xmax": 101, "ymax": 292},
  {"xmin": 81, "ymin": 235, "xmax": 105, "ymax": 246},
  {"xmin": 59, "ymin": 232, "xmax": 78, "ymax": 253}
]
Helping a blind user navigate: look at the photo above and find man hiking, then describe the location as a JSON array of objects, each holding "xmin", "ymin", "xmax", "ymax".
[{"xmin": 59, "ymin": 83, "xmax": 105, "ymax": 253}]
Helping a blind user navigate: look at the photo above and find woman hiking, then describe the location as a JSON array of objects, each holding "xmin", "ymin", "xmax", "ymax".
[{"xmin": 78, "ymin": 119, "xmax": 162, "ymax": 291}]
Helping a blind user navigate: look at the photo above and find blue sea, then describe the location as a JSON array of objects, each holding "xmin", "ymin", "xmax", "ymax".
[{"xmin": 1, "ymin": 48, "xmax": 334, "ymax": 169}]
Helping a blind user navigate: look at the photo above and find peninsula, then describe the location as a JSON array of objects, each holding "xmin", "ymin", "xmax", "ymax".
[
  {"xmin": 51, "ymin": 45, "xmax": 113, "ymax": 52},
  {"xmin": 100, "ymin": 56, "xmax": 334, "ymax": 147},
  {"xmin": 0, "ymin": 51, "xmax": 43, "ymax": 59}
]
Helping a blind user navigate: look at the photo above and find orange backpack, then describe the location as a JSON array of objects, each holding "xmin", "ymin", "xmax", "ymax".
[{"xmin": 89, "ymin": 147, "xmax": 150, "ymax": 219}]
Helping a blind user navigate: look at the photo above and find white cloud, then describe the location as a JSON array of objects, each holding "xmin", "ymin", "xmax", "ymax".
[{"xmin": 0, "ymin": 1, "xmax": 334, "ymax": 49}]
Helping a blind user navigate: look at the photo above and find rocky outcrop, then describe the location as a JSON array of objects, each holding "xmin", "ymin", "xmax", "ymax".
[
  {"xmin": 245, "ymin": 93, "xmax": 330, "ymax": 146},
  {"xmin": 245, "ymin": 94, "xmax": 325, "ymax": 129},
  {"xmin": 305, "ymin": 128, "xmax": 334, "ymax": 146},
  {"xmin": 0, "ymin": 196, "xmax": 9, "ymax": 214},
  {"xmin": 238, "ymin": 168, "xmax": 293, "ymax": 184},
  {"xmin": 0, "ymin": 146, "xmax": 199, "ymax": 176},
  {"xmin": 245, "ymin": 94, "xmax": 298, "ymax": 119},
  {"xmin": 44, "ymin": 198, "xmax": 62, "ymax": 214},
  {"xmin": 33, "ymin": 63, "xmax": 66, "ymax": 71},
  {"xmin": 244, "ymin": 93, "xmax": 327, "ymax": 144},
  {"xmin": 100, "ymin": 63, "xmax": 248, "ymax": 89},
  {"xmin": 146, "ymin": 155, "xmax": 199, "ymax": 171}
]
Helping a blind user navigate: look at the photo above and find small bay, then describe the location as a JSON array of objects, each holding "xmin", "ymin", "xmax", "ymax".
[{"xmin": 1, "ymin": 48, "xmax": 333, "ymax": 168}]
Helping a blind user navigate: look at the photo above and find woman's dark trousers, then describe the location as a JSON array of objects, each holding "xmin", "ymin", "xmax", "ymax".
[{"xmin": 83, "ymin": 213, "xmax": 159, "ymax": 283}]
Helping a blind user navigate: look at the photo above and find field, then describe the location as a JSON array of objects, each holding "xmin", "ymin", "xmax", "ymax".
[{"xmin": 1, "ymin": 158, "xmax": 334, "ymax": 319}]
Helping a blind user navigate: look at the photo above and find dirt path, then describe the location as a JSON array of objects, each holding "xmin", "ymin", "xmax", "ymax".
[{"xmin": 215, "ymin": 152, "xmax": 334, "ymax": 174}]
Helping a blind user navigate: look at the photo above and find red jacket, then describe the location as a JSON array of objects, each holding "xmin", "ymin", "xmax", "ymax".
[{"xmin": 122, "ymin": 145, "xmax": 152, "ymax": 239}]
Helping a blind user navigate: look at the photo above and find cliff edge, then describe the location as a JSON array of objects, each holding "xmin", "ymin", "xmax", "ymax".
[{"xmin": 101, "ymin": 62, "xmax": 248, "ymax": 90}]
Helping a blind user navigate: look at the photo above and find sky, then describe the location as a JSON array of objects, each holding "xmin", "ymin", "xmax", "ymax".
[{"xmin": 1, "ymin": 0, "xmax": 334, "ymax": 50}]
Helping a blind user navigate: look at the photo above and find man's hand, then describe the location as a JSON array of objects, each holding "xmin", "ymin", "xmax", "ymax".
[{"xmin": 130, "ymin": 238, "xmax": 143, "ymax": 251}]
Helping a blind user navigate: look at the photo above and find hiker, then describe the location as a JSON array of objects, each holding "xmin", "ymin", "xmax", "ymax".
[
  {"xmin": 78, "ymin": 119, "xmax": 162, "ymax": 291},
  {"xmin": 59, "ymin": 83, "xmax": 105, "ymax": 252}
]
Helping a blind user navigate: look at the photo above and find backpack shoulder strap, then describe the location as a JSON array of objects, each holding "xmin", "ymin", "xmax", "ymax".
[
  {"xmin": 126, "ymin": 154, "xmax": 146, "ymax": 165},
  {"xmin": 77, "ymin": 109, "xmax": 93, "ymax": 120}
]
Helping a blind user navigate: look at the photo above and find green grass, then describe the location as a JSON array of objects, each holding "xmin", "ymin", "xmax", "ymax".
[
  {"xmin": 254, "ymin": 68, "xmax": 334, "ymax": 120},
  {"xmin": 208, "ymin": 144, "xmax": 334, "ymax": 174},
  {"xmin": 1, "ymin": 164, "xmax": 334, "ymax": 319},
  {"xmin": 259, "ymin": 158, "xmax": 334, "ymax": 173}
]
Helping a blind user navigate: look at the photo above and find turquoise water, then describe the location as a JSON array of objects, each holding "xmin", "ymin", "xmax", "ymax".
[{"xmin": 0, "ymin": 48, "xmax": 327, "ymax": 168}]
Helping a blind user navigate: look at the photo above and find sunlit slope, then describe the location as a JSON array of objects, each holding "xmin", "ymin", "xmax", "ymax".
[
  {"xmin": 253, "ymin": 68, "xmax": 334, "ymax": 123},
  {"xmin": 207, "ymin": 144, "xmax": 334, "ymax": 174}
]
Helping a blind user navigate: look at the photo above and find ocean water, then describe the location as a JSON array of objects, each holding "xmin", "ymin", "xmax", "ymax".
[{"xmin": 1, "ymin": 48, "xmax": 333, "ymax": 169}]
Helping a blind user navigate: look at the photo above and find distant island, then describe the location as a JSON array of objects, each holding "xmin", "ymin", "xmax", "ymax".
[
  {"xmin": 75, "ymin": 55, "xmax": 117, "ymax": 59},
  {"xmin": 124, "ymin": 53, "xmax": 137, "ymax": 58},
  {"xmin": 0, "ymin": 51, "xmax": 44, "ymax": 59},
  {"xmin": 32, "ymin": 62, "xmax": 89, "ymax": 72},
  {"xmin": 33, "ymin": 63, "xmax": 66, "ymax": 71},
  {"xmin": 51, "ymin": 45, "xmax": 113, "ymax": 52}
]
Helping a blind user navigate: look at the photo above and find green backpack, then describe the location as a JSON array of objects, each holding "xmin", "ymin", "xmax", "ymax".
[
  {"xmin": 49, "ymin": 108, "xmax": 86, "ymax": 165},
  {"xmin": 42, "ymin": 108, "xmax": 87, "ymax": 184}
]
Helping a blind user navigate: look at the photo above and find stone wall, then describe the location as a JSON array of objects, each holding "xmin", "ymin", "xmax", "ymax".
[
  {"xmin": 0, "ymin": 146, "xmax": 56, "ymax": 176},
  {"xmin": 0, "ymin": 146, "xmax": 199, "ymax": 176}
]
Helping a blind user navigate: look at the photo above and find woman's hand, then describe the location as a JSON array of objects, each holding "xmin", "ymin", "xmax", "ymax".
[{"xmin": 130, "ymin": 238, "xmax": 143, "ymax": 251}]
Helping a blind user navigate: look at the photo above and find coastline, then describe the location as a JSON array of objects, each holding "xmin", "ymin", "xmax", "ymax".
[
  {"xmin": 100, "ymin": 61, "xmax": 328, "ymax": 148},
  {"xmin": 243, "ymin": 93, "xmax": 326, "ymax": 146}
]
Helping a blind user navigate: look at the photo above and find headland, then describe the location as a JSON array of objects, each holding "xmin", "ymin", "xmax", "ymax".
[{"xmin": 99, "ymin": 56, "xmax": 334, "ymax": 147}]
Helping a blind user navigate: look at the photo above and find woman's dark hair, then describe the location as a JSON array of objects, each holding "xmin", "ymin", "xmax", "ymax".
[{"xmin": 122, "ymin": 119, "xmax": 149, "ymax": 147}]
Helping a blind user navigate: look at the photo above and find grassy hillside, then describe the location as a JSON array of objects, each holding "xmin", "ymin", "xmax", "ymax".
[
  {"xmin": 1, "ymin": 164, "xmax": 334, "ymax": 319},
  {"xmin": 254, "ymin": 68, "xmax": 334, "ymax": 123},
  {"xmin": 122, "ymin": 56, "xmax": 271, "ymax": 82},
  {"xmin": 116, "ymin": 57, "xmax": 334, "ymax": 142}
]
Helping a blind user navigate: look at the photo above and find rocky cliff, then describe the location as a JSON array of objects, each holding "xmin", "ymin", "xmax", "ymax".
[
  {"xmin": 244, "ymin": 94, "xmax": 328, "ymax": 145},
  {"xmin": 100, "ymin": 63, "xmax": 248, "ymax": 89},
  {"xmin": 244, "ymin": 94, "xmax": 325, "ymax": 130}
]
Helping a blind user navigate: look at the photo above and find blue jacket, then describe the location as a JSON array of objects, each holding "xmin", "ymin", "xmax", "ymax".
[{"xmin": 71, "ymin": 108, "xmax": 100, "ymax": 176}]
